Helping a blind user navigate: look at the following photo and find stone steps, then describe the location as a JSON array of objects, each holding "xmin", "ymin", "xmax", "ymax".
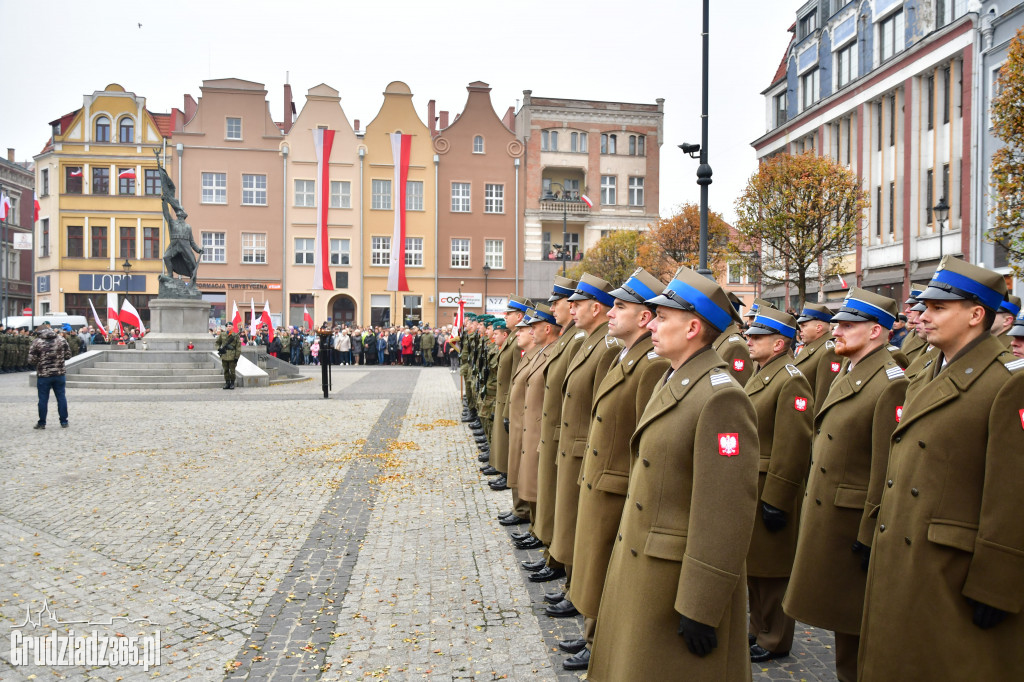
[
  {"xmin": 79, "ymin": 366, "xmax": 217, "ymax": 376},
  {"xmin": 63, "ymin": 350, "xmax": 229, "ymax": 389},
  {"xmin": 65, "ymin": 379, "xmax": 227, "ymax": 390}
]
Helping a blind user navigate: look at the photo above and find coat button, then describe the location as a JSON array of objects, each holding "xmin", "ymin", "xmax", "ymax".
[
  {"xmin": 894, "ymin": 436, "xmax": 901, "ymax": 443},
  {"xmin": 887, "ymin": 480, "xmax": 893, "ymax": 488},
  {"xmin": 815, "ymin": 498, "xmax": 821, "ymax": 505},
  {"xmin": 879, "ymin": 524, "xmax": 886, "ymax": 533},
  {"xmin": 635, "ymin": 502, "xmax": 643, "ymax": 510},
  {"xmin": 586, "ymin": 483, "xmax": 592, "ymax": 490},
  {"xmin": 820, "ymin": 466, "xmax": 826, "ymax": 474},
  {"xmin": 543, "ymin": 412, "xmax": 547, "ymax": 417},
  {"xmin": 642, "ymin": 459, "xmax": 650, "ymax": 467},
  {"xmin": 918, "ymin": 441, "xmax": 926, "ymax": 449},
  {"xmin": 905, "ymin": 537, "xmax": 912, "ymax": 545},
  {"xmin": 827, "ymin": 434, "xmax": 833, "ymax": 440},
  {"xmin": 567, "ymin": 392, "xmax": 572, "ymax": 398},
  {"xmin": 563, "ymin": 421, "xmax": 569, "ymax": 427},
  {"xmin": 630, "ymin": 548, "xmax": 638, "ymax": 557},
  {"xmin": 593, "ymin": 448, "xmax": 598, "ymax": 456},
  {"xmin": 618, "ymin": 533, "xmax": 622, "ymax": 541},
  {"xmin": 596, "ymin": 415, "xmax": 603, "ymax": 422},
  {"xmin": 911, "ymin": 488, "xmax": 919, "ymax": 497},
  {"xmin": 816, "ymin": 428, "xmax": 820, "ymax": 434}
]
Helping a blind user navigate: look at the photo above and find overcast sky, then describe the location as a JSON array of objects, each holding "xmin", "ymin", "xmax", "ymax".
[{"xmin": 1, "ymin": 0, "xmax": 805, "ymax": 223}]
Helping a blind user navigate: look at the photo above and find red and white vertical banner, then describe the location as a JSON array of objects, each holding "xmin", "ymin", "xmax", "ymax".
[
  {"xmin": 387, "ymin": 132, "xmax": 411, "ymax": 292},
  {"xmin": 260, "ymin": 302, "xmax": 274, "ymax": 343},
  {"xmin": 249, "ymin": 298, "xmax": 258, "ymax": 338},
  {"xmin": 106, "ymin": 292, "xmax": 121, "ymax": 335},
  {"xmin": 303, "ymin": 305, "xmax": 314, "ymax": 330},
  {"xmin": 312, "ymin": 128, "xmax": 335, "ymax": 291},
  {"xmin": 231, "ymin": 300, "xmax": 242, "ymax": 333},
  {"xmin": 455, "ymin": 298, "xmax": 465, "ymax": 335},
  {"xmin": 88, "ymin": 299, "xmax": 108, "ymax": 338}
]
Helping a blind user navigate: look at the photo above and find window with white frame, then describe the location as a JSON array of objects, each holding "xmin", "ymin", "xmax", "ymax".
[
  {"xmin": 201, "ymin": 172, "xmax": 226, "ymax": 204},
  {"xmin": 295, "ymin": 179, "xmax": 315, "ymax": 207},
  {"xmin": 774, "ymin": 91, "xmax": 788, "ymax": 128},
  {"xmin": 451, "ymin": 182, "xmax": 471, "ymax": 212},
  {"xmin": 294, "ymin": 237, "xmax": 314, "ymax": 264},
  {"xmin": 801, "ymin": 68, "xmax": 819, "ymax": 111},
  {"xmin": 242, "ymin": 174, "xmax": 267, "ymax": 206},
  {"xmin": 405, "ymin": 237, "xmax": 423, "ymax": 266},
  {"xmin": 798, "ymin": 10, "xmax": 817, "ymax": 39},
  {"xmin": 836, "ymin": 43, "xmax": 855, "ymax": 88},
  {"xmin": 473, "ymin": 135, "xmax": 484, "ymax": 153},
  {"xmin": 451, "ymin": 238, "xmax": 470, "ymax": 268},
  {"xmin": 371, "ymin": 236, "xmax": 391, "ymax": 266},
  {"xmin": 201, "ymin": 231, "xmax": 226, "ymax": 263},
  {"xmin": 484, "ymin": 183, "xmax": 504, "ymax": 213},
  {"xmin": 330, "ymin": 238, "xmax": 350, "ymax": 266},
  {"xmin": 242, "ymin": 232, "xmax": 267, "ymax": 263},
  {"xmin": 628, "ymin": 177, "xmax": 645, "ymax": 206},
  {"xmin": 878, "ymin": 10, "xmax": 904, "ymax": 63},
  {"xmin": 406, "ymin": 180, "xmax": 424, "ymax": 211},
  {"xmin": 226, "ymin": 117, "xmax": 242, "ymax": 140},
  {"xmin": 371, "ymin": 179, "xmax": 391, "ymax": 210},
  {"xmin": 330, "ymin": 180, "xmax": 351, "ymax": 208},
  {"xmin": 485, "ymin": 239, "xmax": 504, "ymax": 269},
  {"xmin": 601, "ymin": 175, "xmax": 616, "ymax": 205}
]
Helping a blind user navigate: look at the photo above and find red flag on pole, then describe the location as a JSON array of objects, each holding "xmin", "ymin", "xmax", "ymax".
[
  {"xmin": 386, "ymin": 133, "xmax": 411, "ymax": 292},
  {"xmin": 107, "ymin": 293, "xmax": 122, "ymax": 335},
  {"xmin": 303, "ymin": 305, "xmax": 314, "ymax": 330},
  {"xmin": 312, "ymin": 129, "xmax": 335, "ymax": 291},
  {"xmin": 119, "ymin": 299, "xmax": 146, "ymax": 335},
  {"xmin": 455, "ymin": 297, "xmax": 465, "ymax": 336},
  {"xmin": 88, "ymin": 299, "xmax": 108, "ymax": 339},
  {"xmin": 231, "ymin": 300, "xmax": 241, "ymax": 333},
  {"xmin": 260, "ymin": 301, "xmax": 274, "ymax": 342}
]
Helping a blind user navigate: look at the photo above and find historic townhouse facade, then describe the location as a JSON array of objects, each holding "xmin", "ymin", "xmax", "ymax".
[
  {"xmin": 0, "ymin": 149, "xmax": 35, "ymax": 319},
  {"xmin": 432, "ymin": 81, "xmax": 525, "ymax": 320},
  {"xmin": 283, "ymin": 84, "xmax": 363, "ymax": 328},
  {"xmin": 33, "ymin": 83, "xmax": 171, "ymax": 322},
  {"xmin": 751, "ymin": 0, "xmax": 1009, "ymax": 307}
]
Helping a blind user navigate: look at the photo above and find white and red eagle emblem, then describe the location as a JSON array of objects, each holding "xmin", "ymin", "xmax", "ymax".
[
  {"xmin": 896, "ymin": 406, "xmax": 904, "ymax": 423},
  {"xmin": 718, "ymin": 433, "xmax": 739, "ymax": 456},
  {"xmin": 794, "ymin": 396, "xmax": 808, "ymax": 412},
  {"xmin": 733, "ymin": 359, "xmax": 745, "ymax": 372},
  {"xmin": 831, "ymin": 361, "xmax": 841, "ymax": 372}
]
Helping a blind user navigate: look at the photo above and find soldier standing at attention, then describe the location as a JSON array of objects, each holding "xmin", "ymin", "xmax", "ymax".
[
  {"xmin": 991, "ymin": 294, "xmax": 1021, "ymax": 347},
  {"xmin": 783, "ymin": 289, "xmax": 908, "ymax": 682},
  {"xmin": 743, "ymin": 307, "xmax": 814, "ymax": 664},
  {"xmin": 216, "ymin": 324, "xmax": 241, "ymax": 389},
  {"xmin": 489, "ymin": 297, "xmax": 531, "ymax": 511},
  {"xmin": 793, "ymin": 303, "xmax": 841, "ymax": 407},
  {"xmin": 1008, "ymin": 308, "xmax": 1024, "ymax": 358},
  {"xmin": 588, "ymin": 267, "xmax": 758, "ymax": 681},
  {"xmin": 899, "ymin": 290, "xmax": 928, "ymax": 361},
  {"xmin": 858, "ymin": 256, "xmax": 1024, "ymax": 680},
  {"xmin": 716, "ymin": 292, "xmax": 754, "ymax": 384},
  {"xmin": 504, "ymin": 309, "xmax": 542, "ymax": 526},
  {"xmin": 561, "ymin": 268, "xmax": 668, "ymax": 671}
]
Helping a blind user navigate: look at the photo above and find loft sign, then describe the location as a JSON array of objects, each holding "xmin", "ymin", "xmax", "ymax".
[{"xmin": 78, "ymin": 274, "xmax": 146, "ymax": 292}]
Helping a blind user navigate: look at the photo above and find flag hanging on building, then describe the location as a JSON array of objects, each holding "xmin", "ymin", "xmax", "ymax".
[
  {"xmin": 249, "ymin": 298, "xmax": 258, "ymax": 338},
  {"xmin": 303, "ymin": 305, "xmax": 314, "ymax": 330},
  {"xmin": 838, "ymin": 274, "xmax": 849, "ymax": 289},
  {"xmin": 119, "ymin": 299, "xmax": 146, "ymax": 335},
  {"xmin": 106, "ymin": 292, "xmax": 121, "ymax": 335},
  {"xmin": 231, "ymin": 300, "xmax": 242, "ymax": 333},
  {"xmin": 312, "ymin": 128, "xmax": 335, "ymax": 291},
  {"xmin": 33, "ymin": 192, "xmax": 39, "ymax": 222},
  {"xmin": 260, "ymin": 301, "xmax": 274, "ymax": 342},
  {"xmin": 88, "ymin": 298, "xmax": 108, "ymax": 339},
  {"xmin": 580, "ymin": 194, "xmax": 593, "ymax": 208},
  {"xmin": 69, "ymin": 168, "xmax": 83, "ymax": 177},
  {"xmin": 0, "ymin": 192, "xmax": 10, "ymax": 220},
  {"xmin": 118, "ymin": 168, "xmax": 137, "ymax": 179},
  {"xmin": 386, "ymin": 132, "xmax": 411, "ymax": 292}
]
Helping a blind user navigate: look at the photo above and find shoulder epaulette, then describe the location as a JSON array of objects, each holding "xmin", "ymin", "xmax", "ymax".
[
  {"xmin": 825, "ymin": 339, "xmax": 836, "ymax": 350},
  {"xmin": 574, "ymin": 331, "xmax": 586, "ymax": 339},
  {"xmin": 1005, "ymin": 358, "xmax": 1024, "ymax": 373},
  {"xmin": 647, "ymin": 350, "xmax": 660, "ymax": 360},
  {"xmin": 887, "ymin": 345, "xmax": 899, "ymax": 352},
  {"xmin": 886, "ymin": 365, "xmax": 905, "ymax": 380},
  {"xmin": 728, "ymin": 335, "xmax": 743, "ymax": 344},
  {"xmin": 710, "ymin": 371, "xmax": 733, "ymax": 387},
  {"xmin": 785, "ymin": 364, "xmax": 802, "ymax": 377}
]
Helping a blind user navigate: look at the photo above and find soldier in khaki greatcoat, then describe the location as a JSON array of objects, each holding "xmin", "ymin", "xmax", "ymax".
[
  {"xmin": 560, "ymin": 268, "xmax": 668, "ymax": 671},
  {"xmin": 489, "ymin": 297, "xmax": 531, "ymax": 515},
  {"xmin": 589, "ymin": 267, "xmax": 758, "ymax": 682},
  {"xmin": 742, "ymin": 307, "xmax": 814, "ymax": 663},
  {"xmin": 504, "ymin": 310, "xmax": 539, "ymax": 524},
  {"xmin": 715, "ymin": 292, "xmax": 753, "ymax": 385},
  {"xmin": 992, "ymin": 294, "xmax": 1021, "ymax": 347},
  {"xmin": 858, "ymin": 256, "xmax": 1024, "ymax": 681},
  {"xmin": 1008, "ymin": 308, "xmax": 1024, "ymax": 358},
  {"xmin": 783, "ymin": 289, "xmax": 908, "ymax": 682},
  {"xmin": 900, "ymin": 289, "xmax": 929, "ymax": 361},
  {"xmin": 794, "ymin": 302, "xmax": 841, "ymax": 407},
  {"xmin": 545, "ymin": 274, "xmax": 621, "ymax": 603}
]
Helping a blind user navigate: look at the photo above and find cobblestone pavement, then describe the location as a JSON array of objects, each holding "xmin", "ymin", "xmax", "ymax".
[{"xmin": 0, "ymin": 365, "xmax": 838, "ymax": 681}]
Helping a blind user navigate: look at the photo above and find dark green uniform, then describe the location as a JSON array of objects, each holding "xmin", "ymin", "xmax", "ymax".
[{"xmin": 216, "ymin": 329, "xmax": 241, "ymax": 388}]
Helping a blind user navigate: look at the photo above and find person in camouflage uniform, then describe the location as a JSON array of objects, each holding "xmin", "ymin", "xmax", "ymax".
[
  {"xmin": 479, "ymin": 320, "xmax": 504, "ymax": 446},
  {"xmin": 216, "ymin": 325, "xmax": 242, "ymax": 389},
  {"xmin": 28, "ymin": 324, "xmax": 73, "ymax": 429}
]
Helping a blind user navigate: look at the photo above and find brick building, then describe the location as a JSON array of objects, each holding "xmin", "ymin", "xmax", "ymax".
[{"xmin": 0, "ymin": 148, "xmax": 35, "ymax": 319}]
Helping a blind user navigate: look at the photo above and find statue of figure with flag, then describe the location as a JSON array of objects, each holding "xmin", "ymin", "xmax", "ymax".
[{"xmin": 155, "ymin": 149, "xmax": 203, "ymax": 297}]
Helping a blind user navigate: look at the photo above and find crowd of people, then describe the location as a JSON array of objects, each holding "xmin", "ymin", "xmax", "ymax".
[{"xmin": 455, "ymin": 256, "xmax": 1023, "ymax": 680}]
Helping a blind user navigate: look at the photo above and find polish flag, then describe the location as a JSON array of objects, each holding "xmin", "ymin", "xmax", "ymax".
[
  {"xmin": 580, "ymin": 194, "xmax": 594, "ymax": 208},
  {"xmin": 454, "ymin": 297, "xmax": 465, "ymax": 335},
  {"xmin": 119, "ymin": 298, "xmax": 146, "ymax": 335},
  {"xmin": 231, "ymin": 300, "xmax": 242, "ymax": 333},
  {"xmin": 0, "ymin": 192, "xmax": 10, "ymax": 220},
  {"xmin": 88, "ymin": 298, "xmax": 108, "ymax": 339},
  {"xmin": 33, "ymin": 192, "xmax": 39, "ymax": 222},
  {"xmin": 838, "ymin": 274, "xmax": 849, "ymax": 289},
  {"xmin": 69, "ymin": 168, "xmax": 83, "ymax": 177},
  {"xmin": 303, "ymin": 305, "xmax": 314, "ymax": 330},
  {"xmin": 260, "ymin": 301, "xmax": 274, "ymax": 342},
  {"xmin": 107, "ymin": 292, "xmax": 122, "ymax": 335},
  {"xmin": 387, "ymin": 132, "xmax": 411, "ymax": 292},
  {"xmin": 249, "ymin": 298, "xmax": 258, "ymax": 338},
  {"xmin": 118, "ymin": 168, "xmax": 137, "ymax": 179},
  {"xmin": 311, "ymin": 129, "xmax": 335, "ymax": 291}
]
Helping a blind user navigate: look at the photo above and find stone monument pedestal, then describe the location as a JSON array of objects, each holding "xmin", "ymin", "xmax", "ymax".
[{"xmin": 144, "ymin": 298, "xmax": 215, "ymax": 351}]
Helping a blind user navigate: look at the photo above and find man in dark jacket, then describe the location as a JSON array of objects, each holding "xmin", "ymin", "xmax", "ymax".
[{"xmin": 28, "ymin": 324, "xmax": 72, "ymax": 428}]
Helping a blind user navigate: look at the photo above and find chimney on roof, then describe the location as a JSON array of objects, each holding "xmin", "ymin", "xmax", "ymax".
[
  {"xmin": 283, "ymin": 83, "xmax": 294, "ymax": 133},
  {"xmin": 354, "ymin": 119, "xmax": 360, "ymax": 132},
  {"xmin": 427, "ymin": 99, "xmax": 436, "ymax": 136},
  {"xmin": 440, "ymin": 110, "xmax": 449, "ymax": 129},
  {"xmin": 7, "ymin": 148, "xmax": 14, "ymax": 163}
]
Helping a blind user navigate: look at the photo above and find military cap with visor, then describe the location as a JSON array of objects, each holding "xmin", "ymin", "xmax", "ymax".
[
  {"xmin": 609, "ymin": 267, "xmax": 663, "ymax": 305},
  {"xmin": 916, "ymin": 255, "xmax": 1007, "ymax": 312},
  {"xmin": 1007, "ymin": 308, "xmax": 1024, "ymax": 338},
  {"xmin": 998, "ymin": 294, "xmax": 1021, "ymax": 318},
  {"xmin": 831, "ymin": 287, "xmax": 900, "ymax": 330},
  {"xmin": 567, "ymin": 273, "xmax": 616, "ymax": 307},
  {"xmin": 525, "ymin": 302, "xmax": 557, "ymax": 325},
  {"xmin": 505, "ymin": 295, "xmax": 533, "ymax": 314},
  {"xmin": 746, "ymin": 307, "xmax": 799, "ymax": 339},
  {"xmin": 647, "ymin": 266, "xmax": 735, "ymax": 333},
  {"xmin": 904, "ymin": 288, "xmax": 923, "ymax": 306},
  {"xmin": 744, "ymin": 297, "xmax": 777, "ymax": 320},
  {"xmin": 515, "ymin": 309, "xmax": 536, "ymax": 328},
  {"xmin": 797, "ymin": 302, "xmax": 834, "ymax": 324},
  {"xmin": 547, "ymin": 276, "xmax": 580, "ymax": 303}
]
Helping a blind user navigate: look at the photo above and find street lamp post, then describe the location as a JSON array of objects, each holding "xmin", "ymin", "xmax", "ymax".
[
  {"xmin": 0, "ymin": 181, "xmax": 8, "ymax": 321},
  {"xmin": 482, "ymin": 263, "xmax": 491, "ymax": 312},
  {"xmin": 679, "ymin": 0, "xmax": 713, "ymax": 279},
  {"xmin": 934, "ymin": 197, "xmax": 949, "ymax": 260}
]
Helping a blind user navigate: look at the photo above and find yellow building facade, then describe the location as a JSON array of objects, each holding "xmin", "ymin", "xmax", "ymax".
[{"xmin": 34, "ymin": 83, "xmax": 171, "ymax": 324}]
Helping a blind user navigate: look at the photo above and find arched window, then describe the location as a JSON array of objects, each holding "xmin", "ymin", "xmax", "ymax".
[
  {"xmin": 473, "ymin": 135, "xmax": 484, "ymax": 153},
  {"xmin": 119, "ymin": 117, "xmax": 135, "ymax": 143},
  {"xmin": 95, "ymin": 116, "xmax": 110, "ymax": 142}
]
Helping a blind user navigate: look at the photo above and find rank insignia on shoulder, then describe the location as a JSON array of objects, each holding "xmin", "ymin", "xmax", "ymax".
[
  {"xmin": 886, "ymin": 366, "xmax": 905, "ymax": 380},
  {"xmin": 710, "ymin": 372, "xmax": 732, "ymax": 387},
  {"xmin": 887, "ymin": 345, "xmax": 899, "ymax": 352},
  {"xmin": 647, "ymin": 351, "xmax": 660, "ymax": 360},
  {"xmin": 728, "ymin": 335, "xmax": 743, "ymax": 344},
  {"xmin": 1005, "ymin": 358, "xmax": 1024, "ymax": 372},
  {"xmin": 574, "ymin": 331, "xmax": 586, "ymax": 339},
  {"xmin": 785, "ymin": 364, "xmax": 802, "ymax": 377},
  {"xmin": 825, "ymin": 340, "xmax": 836, "ymax": 350}
]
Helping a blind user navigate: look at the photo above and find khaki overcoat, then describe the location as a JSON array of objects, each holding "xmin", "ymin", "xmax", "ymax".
[
  {"xmin": 902, "ymin": 344, "xmax": 938, "ymax": 383},
  {"xmin": 859, "ymin": 335, "xmax": 1024, "ymax": 680},
  {"xmin": 783, "ymin": 346, "xmax": 907, "ymax": 634},
  {"xmin": 900, "ymin": 329, "xmax": 927, "ymax": 361},
  {"xmin": 549, "ymin": 321, "xmax": 620, "ymax": 566},
  {"xmin": 714, "ymin": 323, "xmax": 753, "ymax": 385},
  {"xmin": 744, "ymin": 352, "xmax": 813, "ymax": 578},
  {"xmin": 489, "ymin": 333, "xmax": 522, "ymax": 474},
  {"xmin": 506, "ymin": 344, "xmax": 544, "ymax": 492},
  {"xmin": 534, "ymin": 324, "xmax": 586, "ymax": 544},
  {"xmin": 516, "ymin": 343, "xmax": 554, "ymax": 502},
  {"xmin": 589, "ymin": 348, "xmax": 758, "ymax": 682},
  {"xmin": 569, "ymin": 335, "xmax": 668, "ymax": 618},
  {"xmin": 793, "ymin": 332, "xmax": 841, "ymax": 407}
]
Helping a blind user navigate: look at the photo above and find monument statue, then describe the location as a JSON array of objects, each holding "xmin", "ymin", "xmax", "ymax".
[{"xmin": 155, "ymin": 149, "xmax": 203, "ymax": 299}]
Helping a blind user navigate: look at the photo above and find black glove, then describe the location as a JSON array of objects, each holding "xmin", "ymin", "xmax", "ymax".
[
  {"xmin": 677, "ymin": 614, "xmax": 717, "ymax": 657},
  {"xmin": 761, "ymin": 503, "xmax": 787, "ymax": 533},
  {"xmin": 967, "ymin": 598, "xmax": 1008, "ymax": 630},
  {"xmin": 503, "ymin": 418, "xmax": 510, "ymax": 433},
  {"xmin": 851, "ymin": 541, "xmax": 870, "ymax": 572},
  {"xmin": 217, "ymin": 347, "xmax": 226, "ymax": 355}
]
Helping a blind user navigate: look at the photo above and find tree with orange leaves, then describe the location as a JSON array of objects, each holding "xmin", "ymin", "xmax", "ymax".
[
  {"xmin": 635, "ymin": 202, "xmax": 731, "ymax": 281},
  {"xmin": 989, "ymin": 27, "xmax": 1024, "ymax": 277}
]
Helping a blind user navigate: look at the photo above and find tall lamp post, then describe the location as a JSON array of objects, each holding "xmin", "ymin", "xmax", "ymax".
[
  {"xmin": 542, "ymin": 181, "xmax": 580, "ymax": 275},
  {"xmin": 0, "ymin": 181, "xmax": 8, "ymax": 320},
  {"xmin": 933, "ymin": 197, "xmax": 949, "ymax": 260},
  {"xmin": 680, "ymin": 0, "xmax": 713, "ymax": 278},
  {"xmin": 482, "ymin": 263, "xmax": 491, "ymax": 313}
]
